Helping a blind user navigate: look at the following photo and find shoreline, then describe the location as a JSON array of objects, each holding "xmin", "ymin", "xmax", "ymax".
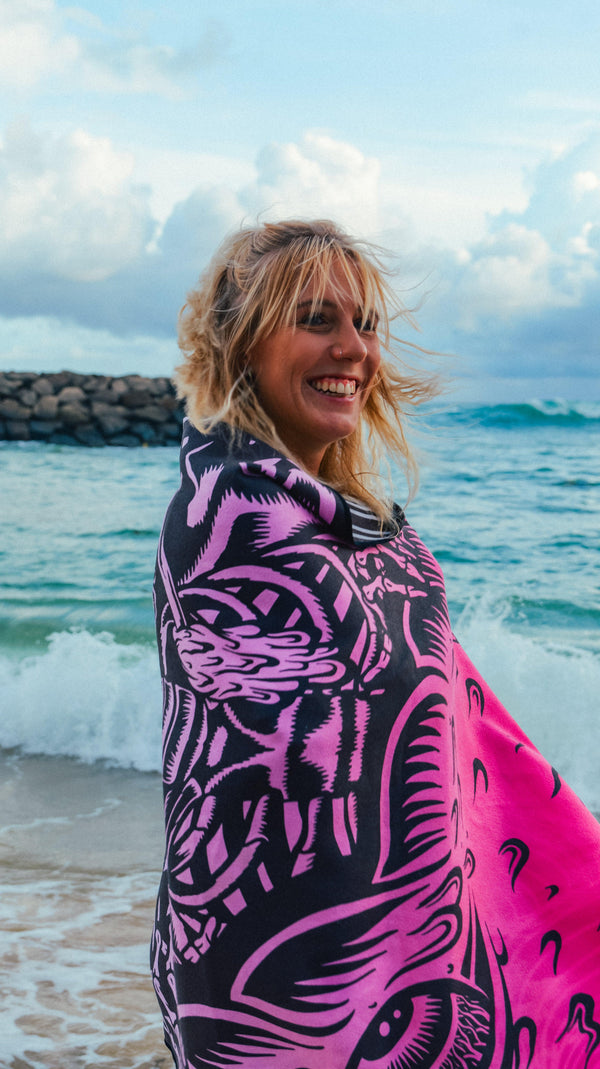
[
  {"xmin": 0, "ymin": 370, "xmax": 184, "ymax": 447},
  {"xmin": 0, "ymin": 750, "xmax": 168, "ymax": 1068}
]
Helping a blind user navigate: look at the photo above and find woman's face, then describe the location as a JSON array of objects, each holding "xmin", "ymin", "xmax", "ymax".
[{"xmin": 249, "ymin": 269, "xmax": 381, "ymax": 476}]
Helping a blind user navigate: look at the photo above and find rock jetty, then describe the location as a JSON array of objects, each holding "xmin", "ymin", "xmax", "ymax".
[{"xmin": 0, "ymin": 370, "xmax": 184, "ymax": 446}]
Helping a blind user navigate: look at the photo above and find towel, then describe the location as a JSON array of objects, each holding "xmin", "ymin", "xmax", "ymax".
[{"xmin": 151, "ymin": 420, "xmax": 600, "ymax": 1069}]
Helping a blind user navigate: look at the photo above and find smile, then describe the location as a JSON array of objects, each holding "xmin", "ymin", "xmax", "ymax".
[{"xmin": 310, "ymin": 377, "xmax": 357, "ymax": 396}]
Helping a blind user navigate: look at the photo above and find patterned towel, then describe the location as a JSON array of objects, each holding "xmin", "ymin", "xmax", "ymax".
[{"xmin": 151, "ymin": 420, "xmax": 600, "ymax": 1069}]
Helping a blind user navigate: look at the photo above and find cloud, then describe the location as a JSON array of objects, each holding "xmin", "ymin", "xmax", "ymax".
[
  {"xmin": 0, "ymin": 120, "xmax": 598, "ymax": 390},
  {"xmin": 0, "ymin": 127, "xmax": 382, "ymax": 335},
  {"xmin": 0, "ymin": 118, "xmax": 154, "ymax": 282},
  {"xmin": 0, "ymin": 314, "xmax": 176, "ymax": 377},
  {"xmin": 76, "ymin": 20, "xmax": 230, "ymax": 98},
  {"xmin": 423, "ymin": 134, "xmax": 600, "ymax": 379},
  {"xmin": 0, "ymin": 0, "xmax": 229, "ymax": 95},
  {"xmin": 241, "ymin": 133, "xmax": 381, "ymax": 235},
  {"xmin": 0, "ymin": 0, "xmax": 80, "ymax": 89}
]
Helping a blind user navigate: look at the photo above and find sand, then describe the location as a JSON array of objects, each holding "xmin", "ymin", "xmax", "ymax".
[{"xmin": 0, "ymin": 750, "xmax": 171, "ymax": 1069}]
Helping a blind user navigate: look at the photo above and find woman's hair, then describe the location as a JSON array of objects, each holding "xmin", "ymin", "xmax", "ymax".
[{"xmin": 176, "ymin": 218, "xmax": 441, "ymax": 520}]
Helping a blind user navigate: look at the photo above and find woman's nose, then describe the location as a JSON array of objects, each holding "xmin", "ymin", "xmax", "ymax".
[{"xmin": 331, "ymin": 320, "xmax": 368, "ymax": 361}]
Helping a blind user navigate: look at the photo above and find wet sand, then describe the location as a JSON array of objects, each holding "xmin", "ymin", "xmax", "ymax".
[{"xmin": 0, "ymin": 751, "xmax": 170, "ymax": 1069}]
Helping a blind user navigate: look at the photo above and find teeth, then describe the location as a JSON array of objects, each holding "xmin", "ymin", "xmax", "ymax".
[{"xmin": 312, "ymin": 378, "xmax": 356, "ymax": 396}]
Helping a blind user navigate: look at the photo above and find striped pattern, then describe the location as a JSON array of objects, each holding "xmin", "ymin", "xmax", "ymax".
[{"xmin": 346, "ymin": 499, "xmax": 401, "ymax": 544}]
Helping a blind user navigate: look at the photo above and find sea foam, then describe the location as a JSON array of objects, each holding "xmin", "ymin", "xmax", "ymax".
[{"xmin": 0, "ymin": 629, "xmax": 162, "ymax": 771}]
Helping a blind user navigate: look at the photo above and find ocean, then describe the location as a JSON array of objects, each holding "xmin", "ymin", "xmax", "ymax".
[{"xmin": 1, "ymin": 400, "xmax": 599, "ymax": 1067}]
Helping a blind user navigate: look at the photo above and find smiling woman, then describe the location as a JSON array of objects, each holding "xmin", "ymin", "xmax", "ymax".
[
  {"xmin": 247, "ymin": 270, "xmax": 382, "ymax": 476},
  {"xmin": 151, "ymin": 219, "xmax": 600, "ymax": 1069},
  {"xmin": 175, "ymin": 218, "xmax": 436, "ymax": 520}
]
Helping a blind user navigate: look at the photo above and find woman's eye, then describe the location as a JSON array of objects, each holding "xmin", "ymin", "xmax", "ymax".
[
  {"xmin": 355, "ymin": 317, "xmax": 377, "ymax": 334},
  {"xmin": 299, "ymin": 312, "xmax": 328, "ymax": 328}
]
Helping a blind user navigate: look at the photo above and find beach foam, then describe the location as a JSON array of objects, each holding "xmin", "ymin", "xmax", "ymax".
[{"xmin": 0, "ymin": 629, "xmax": 162, "ymax": 771}]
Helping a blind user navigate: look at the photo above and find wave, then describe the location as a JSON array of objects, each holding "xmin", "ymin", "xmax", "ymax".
[
  {"xmin": 1, "ymin": 611, "xmax": 599, "ymax": 813},
  {"xmin": 0, "ymin": 630, "xmax": 161, "ymax": 772},
  {"xmin": 434, "ymin": 399, "xmax": 600, "ymax": 428}
]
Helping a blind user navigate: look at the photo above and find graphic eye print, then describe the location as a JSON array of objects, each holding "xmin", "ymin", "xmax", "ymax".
[{"xmin": 346, "ymin": 982, "xmax": 492, "ymax": 1069}]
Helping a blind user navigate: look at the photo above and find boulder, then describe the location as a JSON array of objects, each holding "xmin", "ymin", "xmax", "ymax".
[
  {"xmin": 88, "ymin": 389, "xmax": 119, "ymax": 405},
  {"xmin": 132, "ymin": 421, "xmax": 158, "ymax": 443},
  {"xmin": 0, "ymin": 374, "xmax": 17, "ymax": 396},
  {"xmin": 124, "ymin": 375, "xmax": 155, "ymax": 390},
  {"xmin": 133, "ymin": 403, "xmax": 170, "ymax": 423},
  {"xmin": 120, "ymin": 389, "xmax": 153, "ymax": 408},
  {"xmin": 47, "ymin": 371, "xmax": 76, "ymax": 389},
  {"xmin": 94, "ymin": 411, "xmax": 131, "ymax": 437},
  {"xmin": 5, "ymin": 420, "xmax": 31, "ymax": 440},
  {"xmin": 33, "ymin": 395, "xmax": 59, "ymax": 420},
  {"xmin": 32, "ymin": 377, "xmax": 55, "ymax": 397},
  {"xmin": 57, "ymin": 385, "xmax": 87, "ymax": 403},
  {"xmin": 74, "ymin": 425, "xmax": 105, "ymax": 447},
  {"xmin": 0, "ymin": 398, "xmax": 31, "ymax": 420},
  {"xmin": 0, "ymin": 370, "xmax": 184, "ymax": 444},
  {"xmin": 30, "ymin": 420, "xmax": 59, "ymax": 438},
  {"xmin": 59, "ymin": 403, "xmax": 90, "ymax": 427}
]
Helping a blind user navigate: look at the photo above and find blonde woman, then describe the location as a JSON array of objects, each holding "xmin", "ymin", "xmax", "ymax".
[{"xmin": 152, "ymin": 220, "xmax": 600, "ymax": 1069}]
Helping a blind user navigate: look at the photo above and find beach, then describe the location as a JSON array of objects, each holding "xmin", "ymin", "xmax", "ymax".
[
  {"xmin": 0, "ymin": 400, "xmax": 598, "ymax": 1065},
  {"xmin": 0, "ymin": 751, "xmax": 167, "ymax": 1069}
]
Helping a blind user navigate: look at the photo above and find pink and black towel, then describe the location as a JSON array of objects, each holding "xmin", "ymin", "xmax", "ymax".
[{"xmin": 152, "ymin": 420, "xmax": 600, "ymax": 1068}]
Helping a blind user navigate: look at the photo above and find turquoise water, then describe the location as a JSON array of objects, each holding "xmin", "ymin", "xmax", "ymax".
[{"xmin": 1, "ymin": 401, "xmax": 599, "ymax": 805}]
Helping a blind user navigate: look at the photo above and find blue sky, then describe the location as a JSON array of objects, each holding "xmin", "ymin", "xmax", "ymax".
[{"xmin": 1, "ymin": 0, "xmax": 599, "ymax": 399}]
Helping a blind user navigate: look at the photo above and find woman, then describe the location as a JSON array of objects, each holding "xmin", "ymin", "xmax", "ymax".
[{"xmin": 152, "ymin": 220, "xmax": 600, "ymax": 1068}]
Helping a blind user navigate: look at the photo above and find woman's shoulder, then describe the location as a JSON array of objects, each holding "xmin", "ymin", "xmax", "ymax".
[
  {"xmin": 176, "ymin": 419, "xmax": 406, "ymax": 548},
  {"xmin": 175, "ymin": 419, "xmax": 351, "ymax": 538}
]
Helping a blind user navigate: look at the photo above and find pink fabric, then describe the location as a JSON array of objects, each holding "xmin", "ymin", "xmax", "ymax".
[{"xmin": 453, "ymin": 642, "xmax": 600, "ymax": 1066}]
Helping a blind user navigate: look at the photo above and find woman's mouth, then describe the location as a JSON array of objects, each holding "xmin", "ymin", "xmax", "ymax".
[{"xmin": 309, "ymin": 377, "xmax": 357, "ymax": 396}]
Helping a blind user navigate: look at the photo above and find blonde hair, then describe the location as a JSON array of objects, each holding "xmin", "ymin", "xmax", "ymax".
[{"xmin": 176, "ymin": 218, "xmax": 440, "ymax": 521}]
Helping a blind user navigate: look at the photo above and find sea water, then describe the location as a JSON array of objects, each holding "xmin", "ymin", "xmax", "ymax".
[{"xmin": 0, "ymin": 400, "xmax": 598, "ymax": 1067}]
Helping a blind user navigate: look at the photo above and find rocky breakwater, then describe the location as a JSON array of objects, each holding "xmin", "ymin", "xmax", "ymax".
[{"xmin": 0, "ymin": 370, "xmax": 184, "ymax": 446}]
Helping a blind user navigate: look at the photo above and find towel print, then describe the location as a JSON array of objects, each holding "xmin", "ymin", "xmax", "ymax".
[{"xmin": 152, "ymin": 421, "xmax": 600, "ymax": 1069}]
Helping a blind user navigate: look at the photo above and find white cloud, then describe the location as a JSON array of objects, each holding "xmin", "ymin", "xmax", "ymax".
[
  {"xmin": 0, "ymin": 118, "xmax": 154, "ymax": 282},
  {"xmin": 0, "ymin": 121, "xmax": 598, "ymax": 390},
  {"xmin": 0, "ymin": 127, "xmax": 385, "ymax": 335},
  {"xmin": 133, "ymin": 133, "xmax": 381, "ymax": 245},
  {"xmin": 0, "ymin": 0, "xmax": 228, "ymax": 96},
  {"xmin": 422, "ymin": 134, "xmax": 600, "ymax": 378},
  {"xmin": 574, "ymin": 170, "xmax": 600, "ymax": 196},
  {"xmin": 447, "ymin": 224, "xmax": 582, "ymax": 331},
  {"xmin": 241, "ymin": 133, "xmax": 381, "ymax": 235},
  {"xmin": 131, "ymin": 146, "xmax": 254, "ymax": 229},
  {"xmin": 0, "ymin": 0, "xmax": 80, "ymax": 88}
]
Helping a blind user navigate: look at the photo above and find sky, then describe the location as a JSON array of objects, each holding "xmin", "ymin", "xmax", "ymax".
[{"xmin": 1, "ymin": 0, "xmax": 599, "ymax": 400}]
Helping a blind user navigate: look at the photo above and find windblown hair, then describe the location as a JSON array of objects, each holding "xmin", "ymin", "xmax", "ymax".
[{"xmin": 176, "ymin": 218, "xmax": 441, "ymax": 521}]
